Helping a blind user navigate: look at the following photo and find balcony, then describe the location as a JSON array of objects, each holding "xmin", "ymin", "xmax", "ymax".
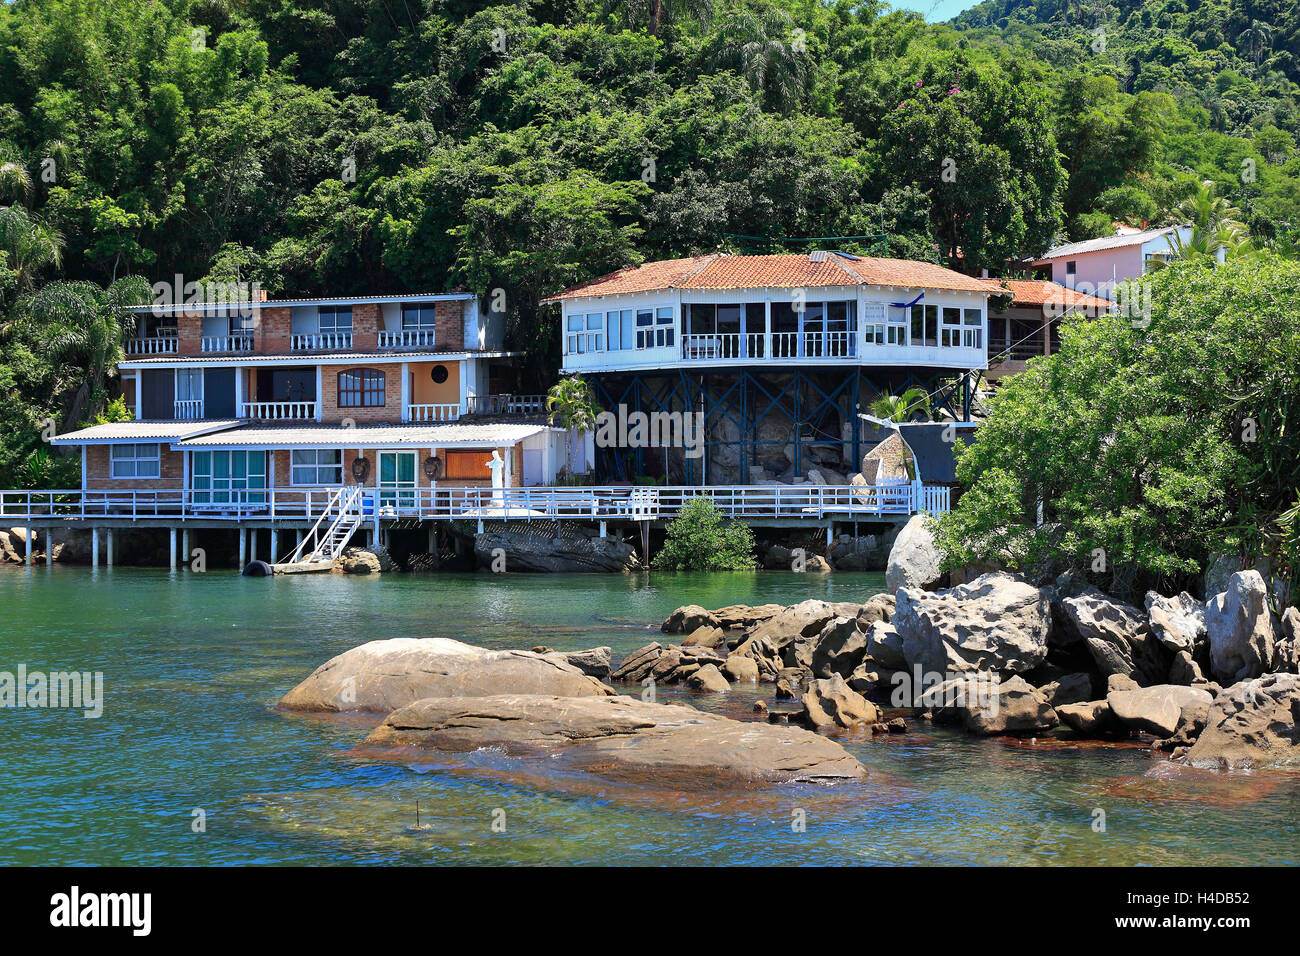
[
  {"xmin": 242, "ymin": 401, "xmax": 318, "ymax": 421},
  {"xmin": 465, "ymin": 394, "xmax": 546, "ymax": 416},
  {"xmin": 125, "ymin": 336, "xmax": 178, "ymax": 355},
  {"xmin": 292, "ymin": 332, "xmax": 353, "ymax": 351},
  {"xmin": 406, "ymin": 403, "xmax": 461, "ymax": 422},
  {"xmin": 202, "ymin": 335, "xmax": 254, "ymax": 353},
  {"xmin": 378, "ymin": 329, "xmax": 436, "ymax": 349},
  {"xmin": 174, "ymin": 400, "xmax": 204, "ymax": 419},
  {"xmin": 681, "ymin": 331, "xmax": 856, "ymax": 362}
]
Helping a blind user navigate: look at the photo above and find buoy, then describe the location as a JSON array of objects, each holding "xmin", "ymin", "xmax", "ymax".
[{"xmin": 241, "ymin": 560, "xmax": 273, "ymax": 577}]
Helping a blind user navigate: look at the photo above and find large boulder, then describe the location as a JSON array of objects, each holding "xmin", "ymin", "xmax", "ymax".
[
  {"xmin": 894, "ymin": 573, "xmax": 1051, "ymax": 677},
  {"xmin": 686, "ymin": 663, "xmax": 730, "ymax": 693},
  {"xmin": 938, "ymin": 675, "xmax": 1058, "ymax": 736},
  {"xmin": 864, "ymin": 621, "xmax": 906, "ymax": 670},
  {"xmin": 885, "ymin": 514, "xmax": 944, "ymax": 592},
  {"xmin": 543, "ymin": 646, "xmax": 612, "ymax": 680},
  {"xmin": 1185, "ymin": 673, "xmax": 1300, "ymax": 770},
  {"xmin": 278, "ymin": 638, "xmax": 614, "ymax": 713},
  {"xmin": 662, "ymin": 605, "xmax": 720, "ymax": 634},
  {"xmin": 1278, "ymin": 608, "xmax": 1300, "ymax": 674},
  {"xmin": 1060, "ymin": 592, "xmax": 1168, "ymax": 684},
  {"xmin": 610, "ymin": 643, "xmax": 663, "ymax": 683},
  {"xmin": 1057, "ymin": 700, "xmax": 1118, "ymax": 735},
  {"xmin": 362, "ymin": 694, "xmax": 868, "ymax": 784},
  {"xmin": 799, "ymin": 674, "xmax": 880, "ymax": 729},
  {"xmin": 1106, "ymin": 685, "xmax": 1215, "ymax": 738},
  {"xmin": 1205, "ymin": 571, "xmax": 1277, "ymax": 684},
  {"xmin": 336, "ymin": 547, "xmax": 384, "ymax": 574},
  {"xmin": 749, "ymin": 600, "xmax": 858, "ymax": 654},
  {"xmin": 474, "ymin": 526, "xmax": 641, "ymax": 573},
  {"xmin": 1145, "ymin": 591, "xmax": 1207, "ymax": 654},
  {"xmin": 807, "ymin": 616, "xmax": 868, "ymax": 678}
]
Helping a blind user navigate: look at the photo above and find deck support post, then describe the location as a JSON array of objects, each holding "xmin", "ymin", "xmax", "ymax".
[
  {"xmin": 599, "ymin": 521, "xmax": 607, "ymax": 538},
  {"xmin": 270, "ymin": 528, "xmax": 278, "ymax": 564},
  {"xmin": 826, "ymin": 523, "xmax": 833, "ymax": 548},
  {"xmin": 427, "ymin": 524, "xmax": 436, "ymax": 554},
  {"xmin": 168, "ymin": 527, "xmax": 177, "ymax": 569},
  {"xmin": 106, "ymin": 528, "xmax": 115, "ymax": 567},
  {"xmin": 182, "ymin": 529, "xmax": 190, "ymax": 567},
  {"xmin": 248, "ymin": 529, "xmax": 256, "ymax": 563},
  {"xmin": 24, "ymin": 526, "xmax": 32, "ymax": 565},
  {"xmin": 45, "ymin": 530, "xmax": 53, "ymax": 567},
  {"xmin": 91, "ymin": 527, "xmax": 99, "ymax": 568},
  {"xmin": 238, "ymin": 528, "xmax": 247, "ymax": 567},
  {"xmin": 477, "ymin": 519, "xmax": 484, "ymax": 534},
  {"xmin": 639, "ymin": 520, "xmax": 650, "ymax": 569}
]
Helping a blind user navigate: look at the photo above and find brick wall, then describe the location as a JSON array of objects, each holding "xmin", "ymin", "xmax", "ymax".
[
  {"xmin": 177, "ymin": 310, "xmax": 202, "ymax": 356},
  {"xmin": 83, "ymin": 444, "xmax": 185, "ymax": 490},
  {"xmin": 320, "ymin": 362, "xmax": 403, "ymax": 424},
  {"xmin": 435, "ymin": 300, "xmax": 464, "ymax": 349},
  {"xmin": 258, "ymin": 306, "xmax": 292, "ymax": 353},
  {"xmin": 353, "ymin": 304, "xmax": 380, "ymax": 351}
]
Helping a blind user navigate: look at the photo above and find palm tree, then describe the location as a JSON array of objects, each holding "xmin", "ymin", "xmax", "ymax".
[
  {"xmin": 0, "ymin": 159, "xmax": 32, "ymax": 206},
  {"xmin": 6, "ymin": 276, "xmax": 151, "ymax": 427},
  {"xmin": 1165, "ymin": 181, "xmax": 1248, "ymax": 262},
  {"xmin": 608, "ymin": 0, "xmax": 712, "ymax": 37},
  {"xmin": 1237, "ymin": 19, "xmax": 1272, "ymax": 72},
  {"xmin": 0, "ymin": 204, "xmax": 63, "ymax": 297},
  {"xmin": 868, "ymin": 386, "xmax": 932, "ymax": 423},
  {"xmin": 706, "ymin": 8, "xmax": 808, "ymax": 113},
  {"xmin": 546, "ymin": 376, "xmax": 603, "ymax": 478}
]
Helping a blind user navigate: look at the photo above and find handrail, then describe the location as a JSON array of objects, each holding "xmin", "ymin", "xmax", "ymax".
[
  {"xmin": 0, "ymin": 479, "xmax": 947, "ymax": 523},
  {"xmin": 283, "ymin": 487, "xmax": 346, "ymax": 564}
]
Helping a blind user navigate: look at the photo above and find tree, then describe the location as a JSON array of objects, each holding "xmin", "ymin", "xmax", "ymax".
[
  {"xmin": 868, "ymin": 387, "xmax": 933, "ymax": 422},
  {"xmin": 1237, "ymin": 20, "xmax": 1272, "ymax": 72},
  {"xmin": 704, "ymin": 8, "xmax": 809, "ymax": 113},
  {"xmin": 546, "ymin": 375, "xmax": 603, "ymax": 478},
  {"xmin": 0, "ymin": 204, "xmax": 62, "ymax": 300},
  {"xmin": 653, "ymin": 496, "xmax": 757, "ymax": 571}
]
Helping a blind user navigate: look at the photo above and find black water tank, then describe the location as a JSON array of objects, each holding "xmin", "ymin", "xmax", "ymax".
[{"xmin": 241, "ymin": 560, "xmax": 273, "ymax": 577}]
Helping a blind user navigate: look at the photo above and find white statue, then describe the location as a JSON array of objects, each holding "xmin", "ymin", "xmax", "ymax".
[{"xmin": 486, "ymin": 450, "xmax": 505, "ymax": 508}]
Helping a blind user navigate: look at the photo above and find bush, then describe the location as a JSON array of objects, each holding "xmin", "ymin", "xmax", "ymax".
[{"xmin": 653, "ymin": 497, "xmax": 757, "ymax": 571}]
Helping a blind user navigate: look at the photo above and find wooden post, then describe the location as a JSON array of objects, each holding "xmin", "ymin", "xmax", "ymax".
[{"xmin": 91, "ymin": 527, "xmax": 100, "ymax": 568}]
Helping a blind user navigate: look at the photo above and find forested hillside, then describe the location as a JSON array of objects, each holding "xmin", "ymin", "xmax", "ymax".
[{"xmin": 0, "ymin": 0, "xmax": 1297, "ymax": 486}]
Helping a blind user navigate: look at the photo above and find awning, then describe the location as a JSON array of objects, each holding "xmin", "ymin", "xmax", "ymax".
[{"xmin": 50, "ymin": 420, "xmax": 244, "ymax": 445}]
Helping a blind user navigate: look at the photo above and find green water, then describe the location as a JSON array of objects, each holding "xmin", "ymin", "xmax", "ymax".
[{"xmin": 0, "ymin": 565, "xmax": 1296, "ymax": 866}]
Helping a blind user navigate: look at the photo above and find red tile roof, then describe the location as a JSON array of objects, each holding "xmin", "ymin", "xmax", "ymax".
[
  {"xmin": 541, "ymin": 253, "xmax": 993, "ymax": 302},
  {"xmin": 982, "ymin": 278, "xmax": 1112, "ymax": 310}
]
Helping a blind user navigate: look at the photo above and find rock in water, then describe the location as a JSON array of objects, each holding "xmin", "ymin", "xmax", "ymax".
[
  {"xmin": 1145, "ymin": 591, "xmax": 1207, "ymax": 654},
  {"xmin": 1057, "ymin": 700, "xmax": 1118, "ymax": 735},
  {"xmin": 1185, "ymin": 673, "xmax": 1300, "ymax": 770},
  {"xmin": 864, "ymin": 621, "xmax": 906, "ymax": 670},
  {"xmin": 895, "ymin": 573, "xmax": 1051, "ymax": 676},
  {"xmin": 1060, "ymin": 592, "xmax": 1169, "ymax": 684},
  {"xmin": 1106, "ymin": 685, "xmax": 1214, "ymax": 738},
  {"xmin": 543, "ymin": 646, "xmax": 612, "ymax": 680},
  {"xmin": 474, "ymin": 526, "xmax": 641, "ymax": 573},
  {"xmin": 662, "ymin": 605, "xmax": 720, "ymax": 634},
  {"xmin": 1205, "ymin": 571, "xmax": 1278, "ymax": 684},
  {"xmin": 1279, "ymin": 608, "xmax": 1300, "ymax": 674},
  {"xmin": 885, "ymin": 514, "xmax": 943, "ymax": 593},
  {"xmin": 807, "ymin": 616, "xmax": 868, "ymax": 678},
  {"xmin": 946, "ymin": 675, "xmax": 1058, "ymax": 736},
  {"xmin": 686, "ymin": 663, "xmax": 730, "ymax": 693},
  {"xmin": 800, "ymin": 674, "xmax": 880, "ymax": 729},
  {"xmin": 361, "ymin": 694, "xmax": 867, "ymax": 785},
  {"xmin": 336, "ymin": 548, "xmax": 383, "ymax": 574},
  {"xmin": 278, "ymin": 638, "xmax": 614, "ymax": 712}
]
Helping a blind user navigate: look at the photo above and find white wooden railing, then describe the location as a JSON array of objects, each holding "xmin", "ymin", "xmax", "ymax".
[
  {"xmin": 0, "ymin": 479, "xmax": 949, "ymax": 522},
  {"xmin": 201, "ymin": 335, "xmax": 254, "ymax": 353},
  {"xmin": 465, "ymin": 394, "xmax": 546, "ymax": 415},
  {"xmin": 174, "ymin": 399, "xmax": 204, "ymax": 420},
  {"xmin": 406, "ymin": 403, "xmax": 461, "ymax": 422},
  {"xmin": 682, "ymin": 330, "xmax": 857, "ymax": 361},
  {"xmin": 378, "ymin": 329, "xmax": 436, "ymax": 348},
  {"xmin": 292, "ymin": 332, "xmax": 352, "ymax": 350},
  {"xmin": 125, "ymin": 337, "xmax": 178, "ymax": 355},
  {"xmin": 242, "ymin": 401, "xmax": 318, "ymax": 420}
]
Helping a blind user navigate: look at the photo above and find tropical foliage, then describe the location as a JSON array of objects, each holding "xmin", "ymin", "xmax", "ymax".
[{"xmin": 653, "ymin": 495, "xmax": 758, "ymax": 570}]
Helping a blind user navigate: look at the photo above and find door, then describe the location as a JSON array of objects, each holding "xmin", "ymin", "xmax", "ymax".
[{"xmin": 377, "ymin": 451, "xmax": 416, "ymax": 510}]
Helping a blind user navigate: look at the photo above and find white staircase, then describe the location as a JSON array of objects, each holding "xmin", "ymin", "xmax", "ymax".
[{"xmin": 282, "ymin": 486, "xmax": 364, "ymax": 567}]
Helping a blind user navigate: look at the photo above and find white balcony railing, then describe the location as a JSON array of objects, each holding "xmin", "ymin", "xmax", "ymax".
[
  {"xmin": 681, "ymin": 330, "xmax": 857, "ymax": 361},
  {"xmin": 242, "ymin": 401, "xmax": 318, "ymax": 420},
  {"xmin": 465, "ymin": 394, "xmax": 546, "ymax": 416},
  {"xmin": 292, "ymin": 332, "xmax": 352, "ymax": 351},
  {"xmin": 125, "ymin": 336, "xmax": 178, "ymax": 355},
  {"xmin": 201, "ymin": 335, "xmax": 254, "ymax": 353},
  {"xmin": 378, "ymin": 329, "xmax": 436, "ymax": 348},
  {"xmin": 406, "ymin": 403, "xmax": 461, "ymax": 422},
  {"xmin": 174, "ymin": 400, "xmax": 204, "ymax": 420}
]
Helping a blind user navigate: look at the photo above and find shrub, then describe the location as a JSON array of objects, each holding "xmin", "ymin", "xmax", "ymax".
[{"xmin": 653, "ymin": 497, "xmax": 757, "ymax": 571}]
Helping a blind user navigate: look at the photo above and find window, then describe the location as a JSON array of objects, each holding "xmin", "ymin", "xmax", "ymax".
[
  {"xmin": 229, "ymin": 311, "xmax": 255, "ymax": 336},
  {"xmin": 338, "ymin": 368, "xmax": 385, "ymax": 407},
  {"xmin": 863, "ymin": 304, "xmax": 906, "ymax": 346},
  {"xmin": 607, "ymin": 309, "xmax": 635, "ymax": 350},
  {"xmin": 318, "ymin": 307, "xmax": 353, "ymax": 334},
  {"xmin": 1065, "ymin": 261, "xmax": 1077, "ymax": 289},
  {"xmin": 567, "ymin": 314, "xmax": 585, "ymax": 354},
  {"xmin": 962, "ymin": 307, "xmax": 983, "ymax": 349},
  {"xmin": 635, "ymin": 309, "xmax": 654, "ymax": 348},
  {"xmin": 191, "ymin": 450, "xmax": 267, "ymax": 504},
  {"xmin": 607, "ymin": 311, "xmax": 621, "ymax": 350},
  {"xmin": 175, "ymin": 369, "xmax": 203, "ymax": 402},
  {"xmin": 110, "ymin": 443, "xmax": 160, "ymax": 479},
  {"xmin": 402, "ymin": 306, "xmax": 437, "ymax": 329},
  {"xmin": 655, "ymin": 307, "xmax": 674, "ymax": 347},
  {"xmin": 291, "ymin": 449, "xmax": 343, "ymax": 485},
  {"xmin": 586, "ymin": 312, "xmax": 604, "ymax": 352},
  {"xmin": 910, "ymin": 304, "xmax": 938, "ymax": 346},
  {"xmin": 940, "ymin": 307, "xmax": 964, "ymax": 347}
]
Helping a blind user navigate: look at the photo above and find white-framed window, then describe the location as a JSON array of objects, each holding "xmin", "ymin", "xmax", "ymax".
[
  {"xmin": 566, "ymin": 313, "xmax": 585, "ymax": 354},
  {"xmin": 318, "ymin": 307, "xmax": 353, "ymax": 334},
  {"xmin": 585, "ymin": 312, "xmax": 603, "ymax": 351},
  {"xmin": 191, "ymin": 450, "xmax": 267, "ymax": 504},
  {"xmin": 110, "ymin": 443, "xmax": 161, "ymax": 479},
  {"xmin": 962, "ymin": 307, "xmax": 983, "ymax": 348},
  {"xmin": 290, "ymin": 449, "xmax": 343, "ymax": 485},
  {"xmin": 402, "ymin": 306, "xmax": 437, "ymax": 329}
]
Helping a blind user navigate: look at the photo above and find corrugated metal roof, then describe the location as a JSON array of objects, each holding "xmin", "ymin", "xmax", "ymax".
[
  {"xmin": 119, "ymin": 350, "xmax": 517, "ymax": 367},
  {"xmin": 542, "ymin": 252, "xmax": 992, "ymax": 302},
  {"xmin": 128, "ymin": 292, "xmax": 476, "ymax": 314},
  {"xmin": 50, "ymin": 420, "xmax": 243, "ymax": 444},
  {"xmin": 175, "ymin": 423, "xmax": 550, "ymax": 448},
  {"xmin": 1031, "ymin": 227, "xmax": 1181, "ymax": 261}
]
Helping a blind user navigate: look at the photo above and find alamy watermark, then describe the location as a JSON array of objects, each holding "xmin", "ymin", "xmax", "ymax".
[
  {"xmin": 0, "ymin": 665, "xmax": 103, "ymax": 718},
  {"xmin": 593, "ymin": 403, "xmax": 704, "ymax": 459}
]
